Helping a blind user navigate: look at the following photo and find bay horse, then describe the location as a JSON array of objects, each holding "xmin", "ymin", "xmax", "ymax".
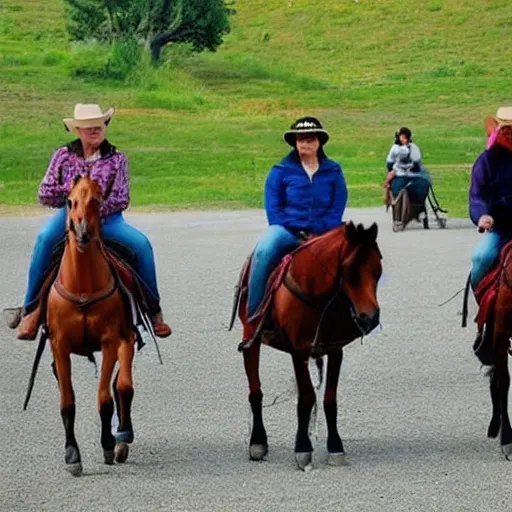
[
  {"xmin": 230, "ymin": 222, "xmax": 382, "ymax": 469},
  {"xmin": 39, "ymin": 177, "xmax": 136, "ymax": 476}
]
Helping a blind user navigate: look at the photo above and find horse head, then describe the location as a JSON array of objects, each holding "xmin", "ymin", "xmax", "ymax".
[
  {"xmin": 340, "ymin": 221, "xmax": 382, "ymax": 335},
  {"xmin": 66, "ymin": 176, "xmax": 102, "ymax": 250}
]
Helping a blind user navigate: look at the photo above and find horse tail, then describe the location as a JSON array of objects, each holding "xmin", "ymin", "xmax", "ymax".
[
  {"xmin": 23, "ymin": 327, "xmax": 48, "ymax": 410},
  {"xmin": 228, "ymin": 255, "xmax": 251, "ymax": 331},
  {"xmin": 228, "ymin": 283, "xmax": 242, "ymax": 332}
]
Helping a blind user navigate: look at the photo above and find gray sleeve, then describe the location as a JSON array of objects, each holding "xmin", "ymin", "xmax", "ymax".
[
  {"xmin": 410, "ymin": 143, "xmax": 422, "ymax": 162},
  {"xmin": 386, "ymin": 144, "xmax": 400, "ymax": 163}
]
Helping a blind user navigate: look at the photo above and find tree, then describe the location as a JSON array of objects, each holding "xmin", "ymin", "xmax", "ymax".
[{"xmin": 64, "ymin": 0, "xmax": 233, "ymax": 61}]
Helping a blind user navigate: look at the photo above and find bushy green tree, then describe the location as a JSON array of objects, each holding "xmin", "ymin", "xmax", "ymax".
[{"xmin": 64, "ymin": 0, "xmax": 233, "ymax": 61}]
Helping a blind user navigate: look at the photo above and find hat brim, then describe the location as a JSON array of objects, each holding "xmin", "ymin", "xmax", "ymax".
[
  {"xmin": 63, "ymin": 107, "xmax": 115, "ymax": 135},
  {"xmin": 284, "ymin": 129, "xmax": 329, "ymax": 147},
  {"xmin": 495, "ymin": 117, "xmax": 512, "ymax": 128}
]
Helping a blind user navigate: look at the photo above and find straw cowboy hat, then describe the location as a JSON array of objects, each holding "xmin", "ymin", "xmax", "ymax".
[
  {"xmin": 284, "ymin": 116, "xmax": 330, "ymax": 146},
  {"xmin": 63, "ymin": 104, "xmax": 115, "ymax": 134},
  {"xmin": 485, "ymin": 106, "xmax": 512, "ymax": 136}
]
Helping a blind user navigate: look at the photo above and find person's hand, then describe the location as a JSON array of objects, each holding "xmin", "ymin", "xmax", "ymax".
[
  {"xmin": 383, "ymin": 170, "xmax": 395, "ymax": 188},
  {"xmin": 477, "ymin": 214, "xmax": 494, "ymax": 232}
]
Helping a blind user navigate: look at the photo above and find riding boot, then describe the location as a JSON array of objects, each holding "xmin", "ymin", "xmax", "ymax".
[
  {"xmin": 17, "ymin": 308, "xmax": 41, "ymax": 341},
  {"xmin": 152, "ymin": 312, "xmax": 172, "ymax": 338}
]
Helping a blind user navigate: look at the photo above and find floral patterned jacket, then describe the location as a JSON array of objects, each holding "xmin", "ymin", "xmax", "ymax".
[{"xmin": 38, "ymin": 139, "xmax": 129, "ymax": 218}]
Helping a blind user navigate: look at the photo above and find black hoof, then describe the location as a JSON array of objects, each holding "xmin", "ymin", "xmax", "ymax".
[{"xmin": 488, "ymin": 419, "xmax": 500, "ymax": 439}]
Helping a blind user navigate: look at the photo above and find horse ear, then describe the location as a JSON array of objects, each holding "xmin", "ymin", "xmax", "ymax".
[
  {"xmin": 367, "ymin": 222, "xmax": 378, "ymax": 241},
  {"xmin": 345, "ymin": 220, "xmax": 356, "ymax": 240},
  {"xmin": 73, "ymin": 175, "xmax": 82, "ymax": 186}
]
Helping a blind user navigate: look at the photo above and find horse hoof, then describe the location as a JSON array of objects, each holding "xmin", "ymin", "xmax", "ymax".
[
  {"xmin": 502, "ymin": 443, "xmax": 512, "ymax": 460},
  {"xmin": 65, "ymin": 462, "xmax": 83, "ymax": 477},
  {"xmin": 115, "ymin": 430, "xmax": 134, "ymax": 444},
  {"xmin": 328, "ymin": 452, "xmax": 348, "ymax": 466},
  {"xmin": 249, "ymin": 444, "xmax": 268, "ymax": 461},
  {"xmin": 115, "ymin": 442, "xmax": 130, "ymax": 463},
  {"xmin": 104, "ymin": 449, "xmax": 115, "ymax": 465},
  {"xmin": 295, "ymin": 452, "xmax": 313, "ymax": 471},
  {"xmin": 487, "ymin": 422, "xmax": 500, "ymax": 439},
  {"xmin": 64, "ymin": 446, "xmax": 81, "ymax": 476}
]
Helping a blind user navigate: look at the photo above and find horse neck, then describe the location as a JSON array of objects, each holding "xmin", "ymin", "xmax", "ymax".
[
  {"xmin": 291, "ymin": 229, "xmax": 345, "ymax": 294},
  {"xmin": 59, "ymin": 238, "xmax": 112, "ymax": 294}
]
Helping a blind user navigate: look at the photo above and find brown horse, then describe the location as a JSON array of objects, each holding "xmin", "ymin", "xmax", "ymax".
[
  {"xmin": 230, "ymin": 222, "xmax": 382, "ymax": 469},
  {"xmin": 483, "ymin": 251, "xmax": 512, "ymax": 459},
  {"xmin": 42, "ymin": 177, "xmax": 136, "ymax": 476}
]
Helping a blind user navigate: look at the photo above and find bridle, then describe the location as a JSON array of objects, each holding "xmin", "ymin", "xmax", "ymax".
[{"xmin": 282, "ymin": 237, "xmax": 374, "ymax": 337}]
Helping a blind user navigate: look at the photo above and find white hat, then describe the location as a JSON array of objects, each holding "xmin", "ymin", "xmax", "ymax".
[
  {"xmin": 63, "ymin": 104, "xmax": 115, "ymax": 134},
  {"xmin": 495, "ymin": 106, "xmax": 512, "ymax": 127}
]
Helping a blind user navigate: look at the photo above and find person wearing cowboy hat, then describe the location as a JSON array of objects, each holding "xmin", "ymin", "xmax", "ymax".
[
  {"xmin": 3, "ymin": 103, "xmax": 171, "ymax": 339},
  {"xmin": 470, "ymin": 106, "xmax": 512, "ymax": 288},
  {"xmin": 468, "ymin": 106, "xmax": 512, "ymax": 365},
  {"xmin": 243, "ymin": 116, "xmax": 348, "ymax": 343}
]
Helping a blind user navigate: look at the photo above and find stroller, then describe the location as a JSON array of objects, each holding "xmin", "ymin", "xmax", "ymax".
[{"xmin": 385, "ymin": 180, "xmax": 448, "ymax": 232}]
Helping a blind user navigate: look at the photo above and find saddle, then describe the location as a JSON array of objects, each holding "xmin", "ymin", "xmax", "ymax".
[
  {"xmin": 234, "ymin": 252, "xmax": 294, "ymax": 345},
  {"xmin": 4, "ymin": 240, "xmax": 159, "ymax": 341},
  {"xmin": 473, "ymin": 240, "xmax": 512, "ymax": 330}
]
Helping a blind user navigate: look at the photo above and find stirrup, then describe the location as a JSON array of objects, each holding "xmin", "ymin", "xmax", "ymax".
[{"xmin": 2, "ymin": 307, "xmax": 23, "ymax": 329}]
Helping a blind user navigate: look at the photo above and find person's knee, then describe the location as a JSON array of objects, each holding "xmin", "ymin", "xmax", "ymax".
[
  {"xmin": 35, "ymin": 226, "xmax": 60, "ymax": 252},
  {"xmin": 254, "ymin": 226, "xmax": 290, "ymax": 261},
  {"xmin": 472, "ymin": 244, "xmax": 497, "ymax": 272},
  {"xmin": 131, "ymin": 231, "xmax": 154, "ymax": 258}
]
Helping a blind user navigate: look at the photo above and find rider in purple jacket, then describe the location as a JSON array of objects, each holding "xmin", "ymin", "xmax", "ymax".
[
  {"xmin": 470, "ymin": 106, "xmax": 512, "ymax": 288},
  {"xmin": 3, "ymin": 104, "xmax": 171, "ymax": 340}
]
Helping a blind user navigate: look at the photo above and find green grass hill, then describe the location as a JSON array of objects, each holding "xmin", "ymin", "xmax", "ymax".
[{"xmin": 1, "ymin": 0, "xmax": 511, "ymax": 216}]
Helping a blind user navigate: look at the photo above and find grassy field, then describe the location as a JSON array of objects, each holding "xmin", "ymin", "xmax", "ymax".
[{"xmin": 1, "ymin": 0, "xmax": 511, "ymax": 217}]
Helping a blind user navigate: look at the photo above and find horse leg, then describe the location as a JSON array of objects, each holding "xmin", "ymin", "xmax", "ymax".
[
  {"xmin": 52, "ymin": 347, "xmax": 82, "ymax": 476},
  {"xmin": 324, "ymin": 351, "xmax": 347, "ymax": 466},
  {"xmin": 493, "ymin": 334, "xmax": 512, "ymax": 459},
  {"xmin": 292, "ymin": 353, "xmax": 315, "ymax": 470},
  {"xmin": 488, "ymin": 367, "xmax": 501, "ymax": 439},
  {"xmin": 112, "ymin": 369, "xmax": 121, "ymax": 434},
  {"xmin": 98, "ymin": 343, "xmax": 117, "ymax": 465},
  {"xmin": 114, "ymin": 338, "xmax": 135, "ymax": 463},
  {"xmin": 243, "ymin": 342, "xmax": 268, "ymax": 461}
]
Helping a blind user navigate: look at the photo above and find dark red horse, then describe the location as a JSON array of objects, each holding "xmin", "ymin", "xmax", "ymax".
[
  {"xmin": 464, "ymin": 241, "xmax": 512, "ymax": 460},
  {"xmin": 230, "ymin": 222, "xmax": 382, "ymax": 469}
]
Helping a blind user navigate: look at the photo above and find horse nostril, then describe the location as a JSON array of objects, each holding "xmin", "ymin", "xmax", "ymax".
[{"xmin": 358, "ymin": 310, "xmax": 380, "ymax": 332}]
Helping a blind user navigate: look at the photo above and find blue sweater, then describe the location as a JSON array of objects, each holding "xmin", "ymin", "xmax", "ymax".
[
  {"xmin": 264, "ymin": 150, "xmax": 348, "ymax": 235},
  {"xmin": 469, "ymin": 144, "xmax": 512, "ymax": 231}
]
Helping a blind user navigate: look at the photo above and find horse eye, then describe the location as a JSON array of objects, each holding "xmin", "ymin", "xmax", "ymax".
[{"xmin": 67, "ymin": 199, "xmax": 72, "ymax": 210}]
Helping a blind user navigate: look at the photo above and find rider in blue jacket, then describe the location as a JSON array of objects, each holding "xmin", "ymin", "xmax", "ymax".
[{"xmin": 245, "ymin": 116, "xmax": 348, "ymax": 341}]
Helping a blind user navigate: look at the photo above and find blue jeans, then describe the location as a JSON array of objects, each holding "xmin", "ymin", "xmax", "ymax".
[
  {"xmin": 471, "ymin": 231, "xmax": 511, "ymax": 288},
  {"xmin": 247, "ymin": 225, "xmax": 300, "ymax": 317},
  {"xmin": 24, "ymin": 208, "xmax": 160, "ymax": 307}
]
